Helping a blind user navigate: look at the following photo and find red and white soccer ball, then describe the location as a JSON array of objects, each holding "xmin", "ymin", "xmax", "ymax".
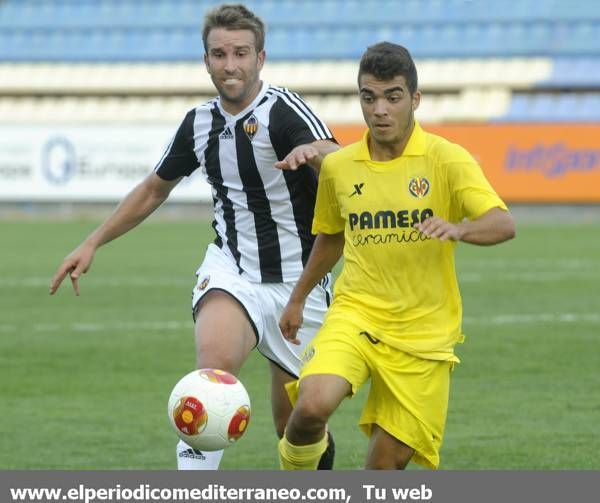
[{"xmin": 167, "ymin": 369, "xmax": 251, "ymax": 451}]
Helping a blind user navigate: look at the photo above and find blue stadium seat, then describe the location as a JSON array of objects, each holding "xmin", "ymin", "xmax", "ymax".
[
  {"xmin": 581, "ymin": 94, "xmax": 600, "ymax": 120},
  {"xmin": 553, "ymin": 93, "xmax": 578, "ymax": 121},
  {"xmin": 542, "ymin": 57, "xmax": 600, "ymax": 87},
  {"xmin": 1, "ymin": 0, "xmax": 600, "ymax": 61},
  {"xmin": 503, "ymin": 94, "xmax": 533, "ymax": 121},
  {"xmin": 500, "ymin": 92, "xmax": 600, "ymax": 122}
]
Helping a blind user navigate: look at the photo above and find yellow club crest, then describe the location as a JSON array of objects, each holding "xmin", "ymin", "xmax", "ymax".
[
  {"xmin": 243, "ymin": 115, "xmax": 258, "ymax": 141},
  {"xmin": 408, "ymin": 177, "xmax": 430, "ymax": 198}
]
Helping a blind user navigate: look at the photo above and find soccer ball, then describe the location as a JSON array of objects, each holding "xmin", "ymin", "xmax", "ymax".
[{"xmin": 167, "ymin": 369, "xmax": 251, "ymax": 451}]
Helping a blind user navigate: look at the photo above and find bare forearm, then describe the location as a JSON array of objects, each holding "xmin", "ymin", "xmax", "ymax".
[
  {"xmin": 49, "ymin": 173, "xmax": 177, "ymax": 296},
  {"xmin": 279, "ymin": 231, "xmax": 344, "ymax": 344},
  {"xmin": 85, "ymin": 174, "xmax": 174, "ymax": 249},
  {"xmin": 415, "ymin": 207, "xmax": 515, "ymax": 245},
  {"xmin": 457, "ymin": 207, "xmax": 516, "ymax": 245},
  {"xmin": 290, "ymin": 232, "xmax": 344, "ymax": 303}
]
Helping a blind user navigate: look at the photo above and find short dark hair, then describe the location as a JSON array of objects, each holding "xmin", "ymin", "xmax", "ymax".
[
  {"xmin": 202, "ymin": 4, "xmax": 265, "ymax": 53},
  {"xmin": 358, "ymin": 42, "xmax": 418, "ymax": 95}
]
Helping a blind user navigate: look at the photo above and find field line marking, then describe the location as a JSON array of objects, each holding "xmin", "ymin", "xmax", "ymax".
[{"xmin": 464, "ymin": 312, "xmax": 600, "ymax": 325}]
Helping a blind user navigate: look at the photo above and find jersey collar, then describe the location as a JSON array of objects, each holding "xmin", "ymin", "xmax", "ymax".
[{"xmin": 354, "ymin": 120, "xmax": 426, "ymax": 161}]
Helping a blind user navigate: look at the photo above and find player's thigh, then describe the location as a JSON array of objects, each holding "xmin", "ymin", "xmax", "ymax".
[
  {"xmin": 191, "ymin": 245, "xmax": 264, "ymax": 373},
  {"xmin": 286, "ymin": 373, "xmax": 352, "ymax": 444},
  {"xmin": 295, "ymin": 373, "xmax": 352, "ymax": 419},
  {"xmin": 361, "ymin": 348, "xmax": 452, "ymax": 469},
  {"xmin": 193, "ymin": 290, "xmax": 256, "ymax": 373},
  {"xmin": 292, "ymin": 316, "xmax": 371, "ymax": 404},
  {"xmin": 286, "ymin": 318, "xmax": 369, "ymax": 443}
]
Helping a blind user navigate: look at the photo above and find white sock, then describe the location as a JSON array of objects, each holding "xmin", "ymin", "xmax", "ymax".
[{"xmin": 176, "ymin": 440, "xmax": 224, "ymax": 470}]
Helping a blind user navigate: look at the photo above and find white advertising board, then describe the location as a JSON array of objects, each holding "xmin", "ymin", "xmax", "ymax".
[{"xmin": 0, "ymin": 125, "xmax": 211, "ymax": 202}]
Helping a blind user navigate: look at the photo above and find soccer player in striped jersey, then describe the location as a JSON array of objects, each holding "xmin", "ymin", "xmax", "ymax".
[{"xmin": 49, "ymin": 4, "xmax": 338, "ymax": 470}]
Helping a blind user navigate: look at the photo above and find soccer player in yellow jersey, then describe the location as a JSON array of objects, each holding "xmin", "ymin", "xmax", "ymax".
[{"xmin": 277, "ymin": 42, "xmax": 516, "ymax": 470}]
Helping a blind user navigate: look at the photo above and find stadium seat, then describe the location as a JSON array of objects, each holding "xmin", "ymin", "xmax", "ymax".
[
  {"xmin": 1, "ymin": 0, "xmax": 599, "ymax": 126},
  {"xmin": 2, "ymin": 0, "xmax": 600, "ymax": 61},
  {"xmin": 544, "ymin": 58, "xmax": 600, "ymax": 87},
  {"xmin": 499, "ymin": 91, "xmax": 600, "ymax": 122},
  {"xmin": 582, "ymin": 94, "xmax": 600, "ymax": 120}
]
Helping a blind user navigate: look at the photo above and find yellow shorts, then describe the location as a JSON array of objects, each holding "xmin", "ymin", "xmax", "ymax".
[{"xmin": 295, "ymin": 317, "xmax": 453, "ymax": 469}]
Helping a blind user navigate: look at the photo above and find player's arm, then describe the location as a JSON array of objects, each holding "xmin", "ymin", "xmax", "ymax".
[
  {"xmin": 415, "ymin": 207, "xmax": 516, "ymax": 245},
  {"xmin": 49, "ymin": 172, "xmax": 181, "ymax": 296},
  {"xmin": 279, "ymin": 231, "xmax": 345, "ymax": 345},
  {"xmin": 274, "ymin": 140, "xmax": 339, "ymax": 172}
]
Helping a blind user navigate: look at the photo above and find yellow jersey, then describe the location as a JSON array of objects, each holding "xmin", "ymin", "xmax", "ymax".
[{"xmin": 313, "ymin": 122, "xmax": 508, "ymax": 361}]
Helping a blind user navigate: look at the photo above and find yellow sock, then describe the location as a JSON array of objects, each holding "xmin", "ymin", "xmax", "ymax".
[{"xmin": 278, "ymin": 433, "xmax": 328, "ymax": 470}]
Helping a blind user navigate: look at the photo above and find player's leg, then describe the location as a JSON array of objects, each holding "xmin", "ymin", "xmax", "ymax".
[
  {"xmin": 177, "ymin": 246, "xmax": 262, "ymax": 470},
  {"xmin": 259, "ymin": 279, "xmax": 337, "ymax": 468},
  {"xmin": 269, "ymin": 361, "xmax": 336, "ymax": 469},
  {"xmin": 177, "ymin": 289, "xmax": 257, "ymax": 470},
  {"xmin": 279, "ymin": 373, "xmax": 350, "ymax": 470},
  {"xmin": 358, "ymin": 341, "xmax": 453, "ymax": 470},
  {"xmin": 364, "ymin": 425, "xmax": 415, "ymax": 469},
  {"xmin": 278, "ymin": 316, "xmax": 370, "ymax": 470},
  {"xmin": 193, "ymin": 290, "xmax": 256, "ymax": 372},
  {"xmin": 269, "ymin": 361, "xmax": 294, "ymax": 439}
]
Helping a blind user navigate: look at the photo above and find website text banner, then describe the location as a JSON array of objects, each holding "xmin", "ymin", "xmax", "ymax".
[
  {"xmin": 3, "ymin": 471, "xmax": 599, "ymax": 503},
  {"xmin": 0, "ymin": 126, "xmax": 211, "ymax": 202},
  {"xmin": 332, "ymin": 124, "xmax": 600, "ymax": 203}
]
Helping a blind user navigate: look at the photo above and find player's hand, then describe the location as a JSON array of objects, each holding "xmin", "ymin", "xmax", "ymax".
[
  {"xmin": 415, "ymin": 216, "xmax": 464, "ymax": 242},
  {"xmin": 49, "ymin": 243, "xmax": 96, "ymax": 296},
  {"xmin": 279, "ymin": 299, "xmax": 305, "ymax": 345},
  {"xmin": 274, "ymin": 144, "xmax": 319, "ymax": 171}
]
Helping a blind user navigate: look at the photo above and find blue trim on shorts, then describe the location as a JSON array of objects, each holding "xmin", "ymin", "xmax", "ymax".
[{"xmin": 192, "ymin": 287, "xmax": 260, "ymax": 348}]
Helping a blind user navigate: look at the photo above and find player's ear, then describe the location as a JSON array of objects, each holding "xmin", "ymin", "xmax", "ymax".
[
  {"xmin": 204, "ymin": 53, "xmax": 211, "ymax": 74},
  {"xmin": 412, "ymin": 90, "xmax": 421, "ymax": 111},
  {"xmin": 256, "ymin": 49, "xmax": 265, "ymax": 70}
]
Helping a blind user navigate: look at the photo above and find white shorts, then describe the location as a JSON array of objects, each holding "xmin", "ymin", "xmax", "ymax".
[{"xmin": 191, "ymin": 244, "xmax": 331, "ymax": 377}]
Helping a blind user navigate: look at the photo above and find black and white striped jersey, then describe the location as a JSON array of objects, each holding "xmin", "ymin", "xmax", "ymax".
[{"xmin": 155, "ymin": 81, "xmax": 335, "ymax": 283}]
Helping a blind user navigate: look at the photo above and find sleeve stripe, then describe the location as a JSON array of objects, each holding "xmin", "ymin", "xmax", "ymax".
[
  {"xmin": 153, "ymin": 133, "xmax": 177, "ymax": 173},
  {"xmin": 277, "ymin": 86, "xmax": 331, "ymax": 139},
  {"xmin": 290, "ymin": 89, "xmax": 334, "ymax": 138},
  {"xmin": 269, "ymin": 86, "xmax": 331, "ymax": 140},
  {"xmin": 268, "ymin": 87, "xmax": 322, "ymax": 139}
]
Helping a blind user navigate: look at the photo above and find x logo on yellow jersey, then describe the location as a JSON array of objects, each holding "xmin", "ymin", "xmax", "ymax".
[{"xmin": 349, "ymin": 183, "xmax": 364, "ymax": 197}]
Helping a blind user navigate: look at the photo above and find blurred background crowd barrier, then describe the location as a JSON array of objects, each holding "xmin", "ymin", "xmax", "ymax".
[{"xmin": 1, "ymin": 0, "xmax": 599, "ymax": 204}]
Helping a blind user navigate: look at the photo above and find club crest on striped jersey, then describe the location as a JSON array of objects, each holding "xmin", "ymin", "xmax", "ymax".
[
  {"xmin": 408, "ymin": 177, "xmax": 430, "ymax": 199},
  {"xmin": 243, "ymin": 115, "xmax": 258, "ymax": 141},
  {"xmin": 197, "ymin": 275, "xmax": 210, "ymax": 291}
]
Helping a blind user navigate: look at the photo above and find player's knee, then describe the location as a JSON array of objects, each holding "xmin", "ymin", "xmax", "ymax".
[
  {"xmin": 365, "ymin": 442, "xmax": 414, "ymax": 470},
  {"xmin": 195, "ymin": 348, "xmax": 241, "ymax": 374},
  {"xmin": 366, "ymin": 456, "xmax": 411, "ymax": 470},
  {"xmin": 291, "ymin": 398, "xmax": 330, "ymax": 432}
]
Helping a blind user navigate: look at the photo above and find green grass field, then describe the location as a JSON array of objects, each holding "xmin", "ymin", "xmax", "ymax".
[{"xmin": 1, "ymin": 217, "xmax": 599, "ymax": 469}]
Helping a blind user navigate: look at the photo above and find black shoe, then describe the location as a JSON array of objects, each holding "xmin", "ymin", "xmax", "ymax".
[{"xmin": 317, "ymin": 431, "xmax": 335, "ymax": 470}]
